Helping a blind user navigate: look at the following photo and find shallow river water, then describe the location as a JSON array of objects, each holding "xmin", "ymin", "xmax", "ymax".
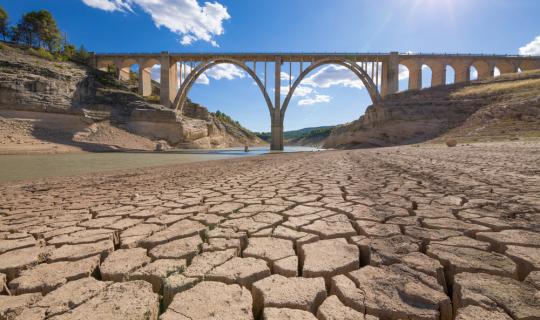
[{"xmin": 0, "ymin": 146, "xmax": 321, "ymax": 182}]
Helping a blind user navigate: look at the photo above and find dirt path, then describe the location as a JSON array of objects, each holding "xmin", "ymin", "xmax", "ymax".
[{"xmin": 0, "ymin": 142, "xmax": 539, "ymax": 319}]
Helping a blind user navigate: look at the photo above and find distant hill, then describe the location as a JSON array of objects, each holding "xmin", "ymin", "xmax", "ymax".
[{"xmin": 256, "ymin": 126, "xmax": 334, "ymax": 146}]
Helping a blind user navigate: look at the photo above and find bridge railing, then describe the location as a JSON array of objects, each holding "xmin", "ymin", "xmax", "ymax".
[{"xmin": 94, "ymin": 51, "xmax": 540, "ymax": 59}]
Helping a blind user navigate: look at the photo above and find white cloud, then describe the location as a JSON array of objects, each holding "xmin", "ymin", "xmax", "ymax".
[
  {"xmin": 82, "ymin": 0, "xmax": 230, "ymax": 46},
  {"xmin": 280, "ymin": 72, "xmax": 294, "ymax": 81},
  {"xmin": 82, "ymin": 0, "xmax": 132, "ymax": 11},
  {"xmin": 281, "ymin": 85, "xmax": 313, "ymax": 97},
  {"xmin": 519, "ymin": 36, "xmax": 540, "ymax": 56},
  {"xmin": 203, "ymin": 64, "xmax": 245, "ymax": 81},
  {"xmin": 298, "ymin": 94, "xmax": 331, "ymax": 106},
  {"xmin": 303, "ymin": 65, "xmax": 364, "ymax": 89}
]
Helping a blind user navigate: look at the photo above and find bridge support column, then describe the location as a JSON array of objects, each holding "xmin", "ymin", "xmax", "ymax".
[
  {"xmin": 271, "ymin": 57, "xmax": 284, "ymax": 151},
  {"xmin": 408, "ymin": 63, "xmax": 422, "ymax": 90},
  {"xmin": 431, "ymin": 63, "xmax": 446, "ymax": 87},
  {"xmin": 270, "ymin": 109, "xmax": 284, "ymax": 151},
  {"xmin": 381, "ymin": 52, "xmax": 399, "ymax": 97},
  {"xmin": 139, "ymin": 66, "xmax": 152, "ymax": 97},
  {"xmin": 138, "ymin": 58, "xmax": 152, "ymax": 97},
  {"xmin": 118, "ymin": 68, "xmax": 130, "ymax": 81},
  {"xmin": 454, "ymin": 63, "xmax": 470, "ymax": 83},
  {"xmin": 160, "ymin": 52, "xmax": 178, "ymax": 108}
]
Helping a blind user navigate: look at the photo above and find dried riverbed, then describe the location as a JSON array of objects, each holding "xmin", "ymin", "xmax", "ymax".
[{"xmin": 0, "ymin": 141, "xmax": 539, "ymax": 319}]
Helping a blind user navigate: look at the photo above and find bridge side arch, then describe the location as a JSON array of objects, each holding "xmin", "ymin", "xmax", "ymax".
[
  {"xmin": 96, "ymin": 59, "xmax": 114, "ymax": 72},
  {"xmin": 281, "ymin": 59, "xmax": 381, "ymax": 116},
  {"xmin": 173, "ymin": 58, "xmax": 274, "ymax": 115}
]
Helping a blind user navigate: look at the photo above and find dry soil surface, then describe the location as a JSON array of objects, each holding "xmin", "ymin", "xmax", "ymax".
[{"xmin": 1, "ymin": 142, "xmax": 539, "ymax": 320}]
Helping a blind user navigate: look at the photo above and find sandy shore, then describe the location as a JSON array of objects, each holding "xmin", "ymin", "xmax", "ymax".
[{"xmin": 0, "ymin": 141, "xmax": 539, "ymax": 319}]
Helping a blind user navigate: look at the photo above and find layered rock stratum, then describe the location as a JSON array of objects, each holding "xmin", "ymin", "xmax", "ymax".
[
  {"xmin": 324, "ymin": 70, "xmax": 540, "ymax": 148},
  {"xmin": 0, "ymin": 43, "xmax": 263, "ymax": 153},
  {"xmin": 1, "ymin": 141, "xmax": 539, "ymax": 319}
]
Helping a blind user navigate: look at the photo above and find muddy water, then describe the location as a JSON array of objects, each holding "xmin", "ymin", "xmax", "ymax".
[{"xmin": 0, "ymin": 146, "xmax": 321, "ymax": 182}]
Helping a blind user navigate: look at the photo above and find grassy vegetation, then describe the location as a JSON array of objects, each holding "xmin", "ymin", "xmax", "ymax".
[
  {"xmin": 213, "ymin": 110, "xmax": 254, "ymax": 134},
  {"xmin": 451, "ymin": 70, "xmax": 540, "ymax": 99},
  {"xmin": 256, "ymin": 126, "xmax": 335, "ymax": 142},
  {"xmin": 28, "ymin": 47, "xmax": 54, "ymax": 61}
]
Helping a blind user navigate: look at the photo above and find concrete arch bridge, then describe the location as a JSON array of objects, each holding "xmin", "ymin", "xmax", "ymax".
[{"xmin": 92, "ymin": 52, "xmax": 540, "ymax": 150}]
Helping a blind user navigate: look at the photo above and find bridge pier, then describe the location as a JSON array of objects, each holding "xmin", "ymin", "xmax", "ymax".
[
  {"xmin": 160, "ymin": 52, "xmax": 177, "ymax": 108},
  {"xmin": 138, "ymin": 66, "xmax": 152, "ymax": 96},
  {"xmin": 271, "ymin": 57, "xmax": 284, "ymax": 151},
  {"xmin": 270, "ymin": 110, "xmax": 284, "ymax": 151},
  {"xmin": 454, "ymin": 63, "xmax": 471, "ymax": 83},
  {"xmin": 408, "ymin": 63, "xmax": 423, "ymax": 90},
  {"xmin": 381, "ymin": 52, "xmax": 399, "ymax": 96},
  {"xmin": 431, "ymin": 63, "xmax": 447, "ymax": 86}
]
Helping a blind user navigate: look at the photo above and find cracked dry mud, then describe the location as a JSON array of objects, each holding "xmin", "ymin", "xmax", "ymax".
[{"xmin": 1, "ymin": 142, "xmax": 540, "ymax": 320}]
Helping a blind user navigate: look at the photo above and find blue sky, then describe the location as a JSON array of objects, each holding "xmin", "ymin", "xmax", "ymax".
[{"xmin": 2, "ymin": 0, "xmax": 540, "ymax": 131}]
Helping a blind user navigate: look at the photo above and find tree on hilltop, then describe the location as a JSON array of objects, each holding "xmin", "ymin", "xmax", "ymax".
[{"xmin": 15, "ymin": 10, "xmax": 61, "ymax": 51}]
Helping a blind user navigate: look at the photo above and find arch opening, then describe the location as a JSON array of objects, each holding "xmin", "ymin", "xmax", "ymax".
[
  {"xmin": 398, "ymin": 64, "xmax": 410, "ymax": 92},
  {"xmin": 493, "ymin": 66, "xmax": 501, "ymax": 77},
  {"xmin": 421, "ymin": 64, "xmax": 432, "ymax": 88},
  {"xmin": 446, "ymin": 65, "xmax": 455, "ymax": 85},
  {"xmin": 470, "ymin": 66, "xmax": 478, "ymax": 81},
  {"xmin": 97, "ymin": 59, "xmax": 114, "ymax": 73},
  {"xmin": 282, "ymin": 63, "xmax": 373, "ymax": 139},
  {"xmin": 281, "ymin": 59, "xmax": 380, "ymax": 117},
  {"xmin": 173, "ymin": 59, "xmax": 273, "ymax": 131},
  {"xmin": 119, "ymin": 58, "xmax": 138, "ymax": 83},
  {"xmin": 470, "ymin": 61, "xmax": 490, "ymax": 80},
  {"xmin": 139, "ymin": 59, "xmax": 160, "ymax": 98}
]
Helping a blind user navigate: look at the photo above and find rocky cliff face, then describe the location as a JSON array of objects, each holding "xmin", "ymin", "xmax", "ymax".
[
  {"xmin": 324, "ymin": 71, "xmax": 540, "ymax": 148},
  {"xmin": 0, "ymin": 43, "xmax": 264, "ymax": 151}
]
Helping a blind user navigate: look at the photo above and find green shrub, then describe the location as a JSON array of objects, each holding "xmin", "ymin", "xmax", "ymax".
[{"xmin": 28, "ymin": 47, "xmax": 54, "ymax": 60}]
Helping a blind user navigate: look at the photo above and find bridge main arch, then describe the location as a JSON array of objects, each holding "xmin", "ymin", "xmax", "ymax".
[
  {"xmin": 281, "ymin": 58, "xmax": 381, "ymax": 117},
  {"xmin": 173, "ymin": 58, "xmax": 275, "ymax": 116}
]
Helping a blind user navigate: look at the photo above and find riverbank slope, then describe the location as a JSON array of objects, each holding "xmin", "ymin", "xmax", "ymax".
[
  {"xmin": 324, "ymin": 70, "xmax": 540, "ymax": 148},
  {"xmin": 0, "ymin": 42, "xmax": 265, "ymax": 154}
]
